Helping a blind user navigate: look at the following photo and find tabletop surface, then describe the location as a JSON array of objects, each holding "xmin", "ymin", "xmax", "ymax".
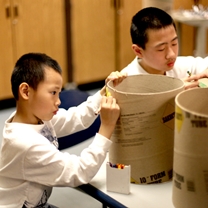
[{"xmin": 90, "ymin": 154, "xmax": 175, "ymax": 208}]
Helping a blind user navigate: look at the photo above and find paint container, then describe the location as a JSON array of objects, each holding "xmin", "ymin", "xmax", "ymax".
[
  {"xmin": 172, "ymin": 88, "xmax": 208, "ymax": 208},
  {"xmin": 142, "ymin": 0, "xmax": 173, "ymax": 13},
  {"xmin": 107, "ymin": 74, "xmax": 184, "ymax": 184}
]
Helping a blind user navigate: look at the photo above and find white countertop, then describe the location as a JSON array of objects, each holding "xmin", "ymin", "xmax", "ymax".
[{"xmin": 90, "ymin": 154, "xmax": 175, "ymax": 208}]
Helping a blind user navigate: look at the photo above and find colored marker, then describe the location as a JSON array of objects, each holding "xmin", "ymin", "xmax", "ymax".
[
  {"xmin": 187, "ymin": 71, "xmax": 192, "ymax": 76},
  {"xmin": 106, "ymin": 87, "xmax": 111, "ymax": 97},
  {"xmin": 94, "ymin": 87, "xmax": 111, "ymax": 115},
  {"xmin": 108, "ymin": 162, "xmax": 125, "ymax": 169}
]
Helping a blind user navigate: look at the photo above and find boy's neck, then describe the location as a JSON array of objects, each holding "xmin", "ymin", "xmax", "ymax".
[
  {"xmin": 12, "ymin": 105, "xmax": 42, "ymax": 125},
  {"xmin": 139, "ymin": 61, "xmax": 166, "ymax": 75}
]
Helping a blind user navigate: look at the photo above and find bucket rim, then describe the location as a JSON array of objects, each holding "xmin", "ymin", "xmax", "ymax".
[
  {"xmin": 175, "ymin": 88, "xmax": 208, "ymax": 118},
  {"xmin": 107, "ymin": 74, "xmax": 185, "ymax": 96}
]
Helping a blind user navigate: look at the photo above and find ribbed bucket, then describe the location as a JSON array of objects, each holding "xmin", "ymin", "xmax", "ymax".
[
  {"xmin": 107, "ymin": 74, "xmax": 184, "ymax": 184},
  {"xmin": 173, "ymin": 88, "xmax": 208, "ymax": 208}
]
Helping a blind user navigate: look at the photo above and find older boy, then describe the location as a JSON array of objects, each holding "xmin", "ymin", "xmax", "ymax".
[
  {"xmin": 121, "ymin": 7, "xmax": 208, "ymax": 89},
  {"xmin": 0, "ymin": 53, "xmax": 126, "ymax": 208}
]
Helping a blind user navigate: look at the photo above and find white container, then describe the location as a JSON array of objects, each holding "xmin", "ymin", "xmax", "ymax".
[
  {"xmin": 173, "ymin": 88, "xmax": 208, "ymax": 208},
  {"xmin": 107, "ymin": 74, "xmax": 184, "ymax": 184},
  {"xmin": 106, "ymin": 163, "xmax": 131, "ymax": 194}
]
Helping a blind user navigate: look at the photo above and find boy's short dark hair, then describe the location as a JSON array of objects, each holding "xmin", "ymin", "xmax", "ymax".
[
  {"xmin": 11, "ymin": 53, "xmax": 62, "ymax": 100},
  {"xmin": 130, "ymin": 7, "xmax": 176, "ymax": 49}
]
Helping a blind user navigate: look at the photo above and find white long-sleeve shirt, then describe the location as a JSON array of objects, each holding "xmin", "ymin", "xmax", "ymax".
[
  {"xmin": 0, "ymin": 91, "xmax": 112, "ymax": 208},
  {"xmin": 121, "ymin": 56, "xmax": 208, "ymax": 78}
]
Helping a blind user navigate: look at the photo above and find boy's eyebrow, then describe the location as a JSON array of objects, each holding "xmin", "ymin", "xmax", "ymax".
[
  {"xmin": 155, "ymin": 36, "xmax": 178, "ymax": 47},
  {"xmin": 54, "ymin": 86, "xmax": 62, "ymax": 91},
  {"xmin": 171, "ymin": 36, "xmax": 178, "ymax": 42}
]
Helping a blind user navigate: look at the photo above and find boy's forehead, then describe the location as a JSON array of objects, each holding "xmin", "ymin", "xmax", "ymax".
[
  {"xmin": 146, "ymin": 26, "xmax": 177, "ymax": 45},
  {"xmin": 44, "ymin": 66, "xmax": 59, "ymax": 76},
  {"xmin": 42, "ymin": 67, "xmax": 62, "ymax": 85},
  {"xmin": 44, "ymin": 66, "xmax": 55, "ymax": 72}
]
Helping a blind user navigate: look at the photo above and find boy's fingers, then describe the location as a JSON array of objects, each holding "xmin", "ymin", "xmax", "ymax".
[
  {"xmin": 184, "ymin": 80, "xmax": 199, "ymax": 90},
  {"xmin": 112, "ymin": 72, "xmax": 127, "ymax": 86},
  {"xmin": 105, "ymin": 71, "xmax": 127, "ymax": 85},
  {"xmin": 101, "ymin": 96, "xmax": 118, "ymax": 110}
]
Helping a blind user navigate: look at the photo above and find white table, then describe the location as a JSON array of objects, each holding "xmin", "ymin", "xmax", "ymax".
[
  {"xmin": 171, "ymin": 10, "xmax": 208, "ymax": 57},
  {"xmin": 81, "ymin": 154, "xmax": 175, "ymax": 208}
]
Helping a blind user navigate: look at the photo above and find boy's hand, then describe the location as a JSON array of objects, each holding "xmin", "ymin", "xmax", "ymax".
[
  {"xmin": 100, "ymin": 71, "xmax": 127, "ymax": 96},
  {"xmin": 98, "ymin": 96, "xmax": 120, "ymax": 139},
  {"xmin": 183, "ymin": 69, "xmax": 208, "ymax": 90},
  {"xmin": 105, "ymin": 71, "xmax": 127, "ymax": 87},
  {"xmin": 183, "ymin": 77, "xmax": 199, "ymax": 90}
]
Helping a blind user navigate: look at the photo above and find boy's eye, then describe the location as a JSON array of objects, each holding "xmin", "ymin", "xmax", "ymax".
[
  {"xmin": 158, "ymin": 48, "xmax": 165, "ymax": 51},
  {"xmin": 51, "ymin": 91, "xmax": 56, "ymax": 95},
  {"xmin": 172, "ymin": 40, "xmax": 178, "ymax": 46}
]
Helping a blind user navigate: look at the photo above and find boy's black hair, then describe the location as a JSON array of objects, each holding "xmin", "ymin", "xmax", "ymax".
[
  {"xmin": 11, "ymin": 53, "xmax": 62, "ymax": 100},
  {"xmin": 130, "ymin": 7, "xmax": 176, "ymax": 49}
]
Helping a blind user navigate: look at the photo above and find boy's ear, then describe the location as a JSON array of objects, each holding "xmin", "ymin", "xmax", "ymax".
[
  {"xmin": 132, "ymin": 44, "xmax": 144, "ymax": 58},
  {"xmin": 19, "ymin": 82, "xmax": 30, "ymax": 100}
]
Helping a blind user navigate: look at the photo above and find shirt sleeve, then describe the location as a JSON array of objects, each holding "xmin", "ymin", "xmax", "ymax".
[
  {"xmin": 23, "ymin": 133, "xmax": 112, "ymax": 187},
  {"xmin": 52, "ymin": 90, "xmax": 102, "ymax": 138}
]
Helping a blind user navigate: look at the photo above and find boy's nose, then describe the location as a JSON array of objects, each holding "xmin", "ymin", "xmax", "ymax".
[
  {"xmin": 166, "ymin": 47, "xmax": 176, "ymax": 59},
  {"xmin": 56, "ymin": 98, "xmax": 61, "ymax": 106}
]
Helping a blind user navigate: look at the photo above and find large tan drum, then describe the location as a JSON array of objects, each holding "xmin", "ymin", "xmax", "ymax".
[{"xmin": 107, "ymin": 74, "xmax": 184, "ymax": 184}]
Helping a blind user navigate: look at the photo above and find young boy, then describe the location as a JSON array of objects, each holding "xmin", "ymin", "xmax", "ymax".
[
  {"xmin": 0, "ymin": 53, "xmax": 126, "ymax": 208},
  {"xmin": 121, "ymin": 7, "xmax": 208, "ymax": 89}
]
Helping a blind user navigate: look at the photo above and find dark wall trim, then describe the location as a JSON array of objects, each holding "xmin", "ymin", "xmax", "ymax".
[
  {"xmin": 78, "ymin": 80, "xmax": 105, "ymax": 91},
  {"xmin": 65, "ymin": 0, "xmax": 73, "ymax": 82},
  {"xmin": 0, "ymin": 98, "xmax": 16, "ymax": 110}
]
